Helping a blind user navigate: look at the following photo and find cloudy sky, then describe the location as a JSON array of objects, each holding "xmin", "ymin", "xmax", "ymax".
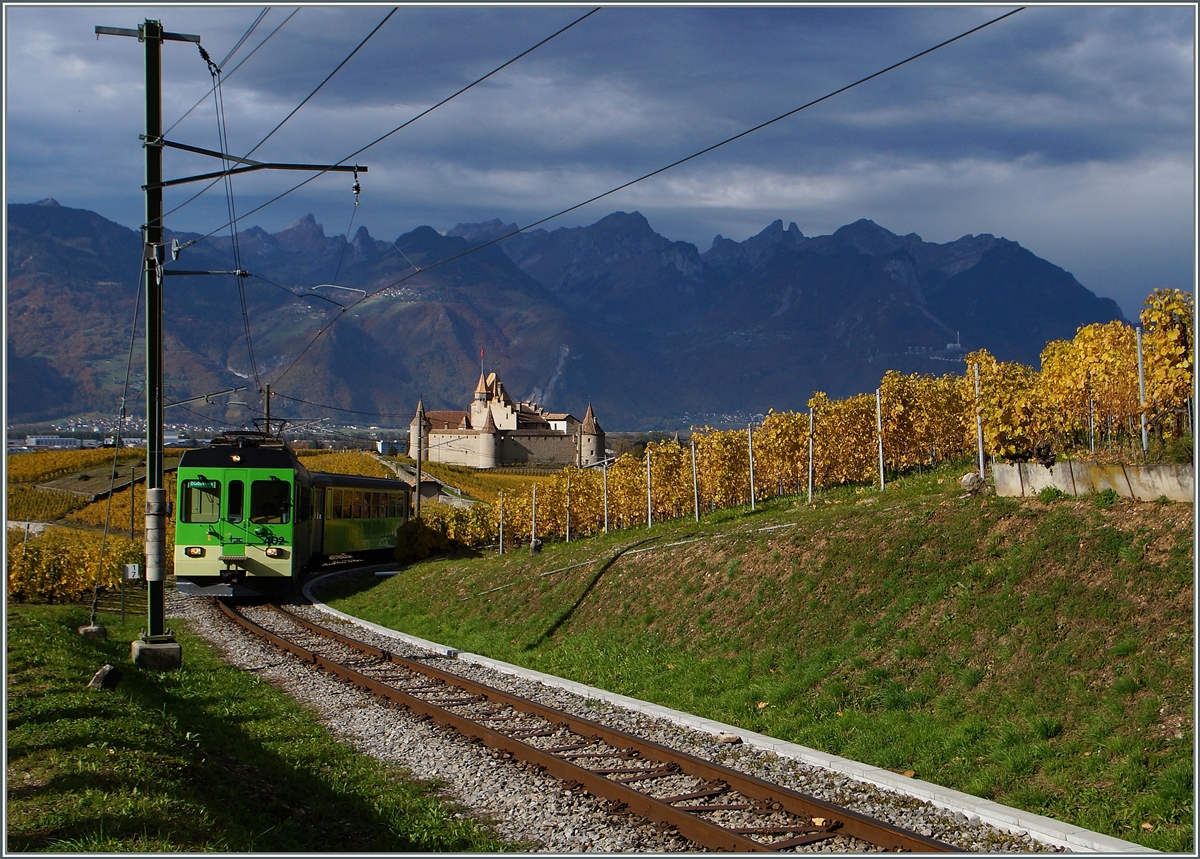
[{"xmin": 5, "ymin": 4, "xmax": 1195, "ymax": 319}]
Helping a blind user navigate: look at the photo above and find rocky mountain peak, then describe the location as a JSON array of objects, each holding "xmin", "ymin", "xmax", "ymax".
[
  {"xmin": 447, "ymin": 219, "xmax": 519, "ymax": 245},
  {"xmin": 702, "ymin": 218, "xmax": 806, "ymax": 271},
  {"xmin": 276, "ymin": 214, "xmax": 327, "ymax": 252}
]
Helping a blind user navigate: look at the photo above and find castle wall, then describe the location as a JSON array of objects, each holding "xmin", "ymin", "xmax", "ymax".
[
  {"xmin": 423, "ymin": 431, "xmax": 495, "ymax": 469},
  {"xmin": 497, "ymin": 432, "xmax": 578, "ymax": 466}
]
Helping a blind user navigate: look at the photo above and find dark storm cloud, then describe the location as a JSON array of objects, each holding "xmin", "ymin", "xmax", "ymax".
[{"xmin": 4, "ymin": 5, "xmax": 1194, "ymax": 318}]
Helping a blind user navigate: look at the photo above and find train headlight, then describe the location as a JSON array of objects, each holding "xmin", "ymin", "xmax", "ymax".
[
  {"xmin": 185, "ymin": 547, "xmax": 205, "ymax": 558},
  {"xmin": 265, "ymin": 547, "xmax": 282, "ymax": 558}
]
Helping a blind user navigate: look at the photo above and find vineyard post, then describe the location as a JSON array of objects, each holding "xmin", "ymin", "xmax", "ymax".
[
  {"xmin": 566, "ymin": 471, "xmax": 571, "ymax": 542},
  {"xmin": 748, "ymin": 423, "xmax": 756, "ymax": 511},
  {"xmin": 130, "ymin": 466, "xmax": 136, "ymax": 538},
  {"xmin": 691, "ymin": 439, "xmax": 699, "ymax": 522},
  {"xmin": 531, "ymin": 485, "xmax": 538, "ymax": 553},
  {"xmin": 1136, "ymin": 326, "xmax": 1149, "ymax": 455},
  {"xmin": 646, "ymin": 449, "xmax": 653, "ymax": 528},
  {"xmin": 807, "ymin": 408, "xmax": 814, "ymax": 504},
  {"xmin": 603, "ymin": 458, "xmax": 609, "ymax": 533},
  {"xmin": 498, "ymin": 491, "xmax": 504, "ymax": 555},
  {"xmin": 1089, "ymin": 397, "xmax": 1095, "ymax": 453},
  {"xmin": 875, "ymin": 389, "xmax": 885, "ymax": 490},
  {"xmin": 974, "ymin": 363, "xmax": 986, "ymax": 478}
]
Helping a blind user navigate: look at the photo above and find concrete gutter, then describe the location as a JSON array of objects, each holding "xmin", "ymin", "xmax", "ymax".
[
  {"xmin": 303, "ymin": 572, "xmax": 1156, "ymax": 854},
  {"xmin": 993, "ymin": 461, "xmax": 1194, "ymax": 503}
]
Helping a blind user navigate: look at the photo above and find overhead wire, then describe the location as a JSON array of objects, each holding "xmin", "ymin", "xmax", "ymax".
[
  {"xmin": 164, "ymin": 8, "xmax": 299, "ymax": 138},
  {"xmin": 329, "ymin": 179, "xmax": 360, "ymax": 286},
  {"xmin": 201, "ymin": 44, "xmax": 262, "ymax": 392},
  {"xmin": 265, "ymin": 6, "xmax": 1025, "ymax": 390},
  {"xmin": 164, "ymin": 8, "xmax": 395, "ymax": 223},
  {"xmin": 248, "ymin": 273, "xmax": 353, "ymax": 309},
  {"xmin": 164, "ymin": 6, "xmax": 605, "ymax": 417},
  {"xmin": 272, "ymin": 391, "xmax": 417, "ymax": 418},
  {"xmin": 174, "ymin": 7, "xmax": 601, "ymax": 250},
  {"xmin": 218, "ymin": 7, "xmax": 270, "ymax": 70}
]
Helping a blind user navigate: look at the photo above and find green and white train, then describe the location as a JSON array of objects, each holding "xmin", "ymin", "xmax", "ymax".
[{"xmin": 174, "ymin": 432, "xmax": 409, "ymax": 596}]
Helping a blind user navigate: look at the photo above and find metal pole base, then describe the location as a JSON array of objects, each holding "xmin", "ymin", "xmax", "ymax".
[{"xmin": 132, "ymin": 629, "xmax": 181, "ymax": 669}]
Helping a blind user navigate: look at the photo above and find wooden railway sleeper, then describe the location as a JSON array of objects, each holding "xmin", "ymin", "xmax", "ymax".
[
  {"xmin": 657, "ymin": 783, "xmax": 730, "ymax": 803},
  {"xmin": 251, "ymin": 602, "xmax": 959, "ymax": 853}
]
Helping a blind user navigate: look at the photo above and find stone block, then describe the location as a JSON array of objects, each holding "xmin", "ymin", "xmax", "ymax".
[
  {"xmin": 131, "ymin": 639, "xmax": 182, "ymax": 670},
  {"xmin": 87, "ymin": 663, "xmax": 123, "ymax": 689},
  {"xmin": 78, "ymin": 624, "xmax": 107, "ymax": 640}
]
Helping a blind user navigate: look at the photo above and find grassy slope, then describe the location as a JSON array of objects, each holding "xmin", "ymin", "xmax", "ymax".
[
  {"xmin": 5, "ymin": 606, "xmax": 519, "ymax": 852},
  {"xmin": 322, "ymin": 461, "xmax": 1194, "ymax": 851}
]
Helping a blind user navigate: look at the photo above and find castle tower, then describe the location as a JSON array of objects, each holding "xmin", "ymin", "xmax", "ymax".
[
  {"xmin": 580, "ymin": 403, "xmax": 605, "ymax": 466},
  {"xmin": 477, "ymin": 408, "xmax": 498, "ymax": 469}
]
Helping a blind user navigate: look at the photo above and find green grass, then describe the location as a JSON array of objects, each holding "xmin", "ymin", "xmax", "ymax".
[
  {"xmin": 5, "ymin": 605, "xmax": 520, "ymax": 852},
  {"xmin": 322, "ymin": 460, "xmax": 1194, "ymax": 852}
]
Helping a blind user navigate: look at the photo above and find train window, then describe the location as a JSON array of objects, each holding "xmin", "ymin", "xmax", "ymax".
[
  {"xmin": 352, "ymin": 490, "xmax": 362, "ymax": 519},
  {"xmin": 228, "ymin": 480, "xmax": 244, "ymax": 523},
  {"xmin": 181, "ymin": 479, "xmax": 220, "ymax": 523},
  {"xmin": 250, "ymin": 480, "xmax": 291, "ymax": 524},
  {"xmin": 341, "ymin": 490, "xmax": 352, "ymax": 519},
  {"xmin": 330, "ymin": 489, "xmax": 341, "ymax": 520},
  {"xmin": 372, "ymin": 491, "xmax": 382, "ymax": 519}
]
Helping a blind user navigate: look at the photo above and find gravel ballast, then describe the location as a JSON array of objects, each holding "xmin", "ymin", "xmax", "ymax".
[{"xmin": 170, "ymin": 590, "xmax": 1062, "ymax": 852}]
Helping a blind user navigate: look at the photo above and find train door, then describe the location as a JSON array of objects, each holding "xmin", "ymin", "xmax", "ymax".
[
  {"xmin": 312, "ymin": 486, "xmax": 326, "ymax": 557},
  {"xmin": 222, "ymin": 468, "xmax": 250, "ymax": 557}
]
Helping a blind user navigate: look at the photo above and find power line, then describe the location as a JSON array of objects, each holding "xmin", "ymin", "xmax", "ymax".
[
  {"xmin": 247, "ymin": 272, "xmax": 352, "ymax": 309},
  {"xmin": 165, "ymin": 7, "xmax": 390, "ymax": 222},
  {"xmin": 164, "ymin": 8, "xmax": 299, "ymax": 138},
  {"xmin": 176, "ymin": 7, "xmax": 601, "ymax": 250},
  {"xmin": 266, "ymin": 6, "xmax": 1025, "ymax": 388},
  {"xmin": 247, "ymin": 7, "xmax": 397, "ymax": 162},
  {"xmin": 218, "ymin": 7, "xmax": 270, "ymax": 70},
  {"xmin": 272, "ymin": 391, "xmax": 416, "ymax": 419},
  {"xmin": 379, "ymin": 7, "xmax": 1029, "ymax": 291}
]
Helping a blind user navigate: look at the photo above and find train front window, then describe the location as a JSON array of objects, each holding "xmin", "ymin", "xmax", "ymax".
[
  {"xmin": 182, "ymin": 479, "xmax": 220, "ymax": 523},
  {"xmin": 251, "ymin": 479, "xmax": 291, "ymax": 524},
  {"xmin": 228, "ymin": 480, "xmax": 244, "ymax": 523}
]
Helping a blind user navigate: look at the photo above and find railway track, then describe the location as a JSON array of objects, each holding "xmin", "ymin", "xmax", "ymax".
[{"xmin": 219, "ymin": 598, "xmax": 959, "ymax": 853}]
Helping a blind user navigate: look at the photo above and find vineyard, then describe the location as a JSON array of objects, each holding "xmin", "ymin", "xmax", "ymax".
[
  {"xmin": 418, "ymin": 289, "xmax": 1193, "ymax": 549},
  {"xmin": 6, "ymin": 486, "xmax": 91, "ymax": 522},
  {"xmin": 6, "ymin": 447, "xmax": 143, "ymax": 484},
  {"xmin": 7, "ymin": 527, "xmax": 142, "ymax": 603},
  {"xmin": 6, "ymin": 289, "xmax": 1191, "ymax": 598},
  {"xmin": 295, "ymin": 450, "xmax": 393, "ymax": 479}
]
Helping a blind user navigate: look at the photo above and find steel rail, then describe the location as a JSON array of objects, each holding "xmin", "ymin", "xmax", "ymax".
[{"xmin": 220, "ymin": 599, "xmax": 958, "ymax": 852}]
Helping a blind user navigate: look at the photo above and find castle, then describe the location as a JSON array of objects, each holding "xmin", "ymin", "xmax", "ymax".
[{"xmin": 409, "ymin": 372, "xmax": 605, "ymax": 469}]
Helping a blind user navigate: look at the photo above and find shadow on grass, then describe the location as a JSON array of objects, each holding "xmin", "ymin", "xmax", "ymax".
[
  {"xmin": 523, "ymin": 534, "xmax": 690, "ymax": 650},
  {"xmin": 6, "ymin": 607, "xmax": 504, "ymax": 853}
]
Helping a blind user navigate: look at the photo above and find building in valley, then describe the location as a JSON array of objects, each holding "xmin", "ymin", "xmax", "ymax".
[{"xmin": 408, "ymin": 372, "xmax": 604, "ymax": 469}]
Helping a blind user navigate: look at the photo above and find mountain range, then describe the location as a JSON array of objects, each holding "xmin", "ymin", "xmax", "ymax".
[{"xmin": 6, "ymin": 199, "xmax": 1126, "ymax": 430}]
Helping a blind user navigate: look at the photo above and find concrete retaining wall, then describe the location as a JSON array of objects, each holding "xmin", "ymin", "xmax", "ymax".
[{"xmin": 993, "ymin": 461, "xmax": 1193, "ymax": 502}]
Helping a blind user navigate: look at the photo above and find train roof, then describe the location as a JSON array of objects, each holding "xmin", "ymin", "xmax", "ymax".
[
  {"xmin": 178, "ymin": 431, "xmax": 300, "ymax": 470},
  {"xmin": 309, "ymin": 472, "xmax": 408, "ymax": 491}
]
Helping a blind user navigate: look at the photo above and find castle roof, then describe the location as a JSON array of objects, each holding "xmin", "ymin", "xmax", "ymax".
[
  {"xmin": 425, "ymin": 410, "xmax": 471, "ymax": 430},
  {"xmin": 474, "ymin": 373, "xmax": 488, "ymax": 396},
  {"xmin": 581, "ymin": 403, "xmax": 602, "ymax": 435},
  {"xmin": 481, "ymin": 408, "xmax": 497, "ymax": 433}
]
